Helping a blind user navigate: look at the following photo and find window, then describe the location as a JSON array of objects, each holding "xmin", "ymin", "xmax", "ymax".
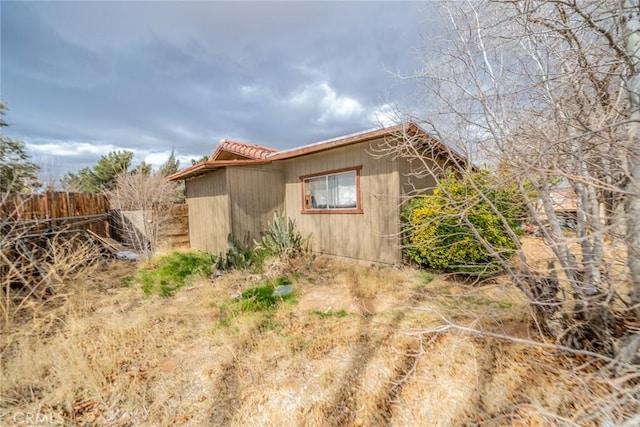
[{"xmin": 300, "ymin": 166, "xmax": 362, "ymax": 213}]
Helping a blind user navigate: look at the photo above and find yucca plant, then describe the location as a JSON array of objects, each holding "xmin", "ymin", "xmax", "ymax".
[{"xmin": 258, "ymin": 212, "xmax": 308, "ymax": 258}]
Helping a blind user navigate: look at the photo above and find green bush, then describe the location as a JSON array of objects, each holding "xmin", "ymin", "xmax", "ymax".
[
  {"xmin": 402, "ymin": 170, "xmax": 524, "ymax": 276},
  {"xmin": 137, "ymin": 251, "xmax": 216, "ymax": 296},
  {"xmin": 258, "ymin": 212, "xmax": 308, "ymax": 258}
]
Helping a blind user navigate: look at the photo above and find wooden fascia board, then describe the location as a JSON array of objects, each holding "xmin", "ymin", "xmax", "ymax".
[
  {"xmin": 168, "ymin": 160, "xmax": 271, "ymax": 181},
  {"xmin": 168, "ymin": 121, "xmax": 472, "ymax": 181},
  {"xmin": 267, "ymin": 126, "xmax": 404, "ymax": 161},
  {"xmin": 266, "ymin": 122, "xmax": 469, "ymax": 168}
]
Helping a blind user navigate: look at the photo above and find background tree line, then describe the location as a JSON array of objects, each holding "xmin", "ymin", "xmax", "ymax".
[
  {"xmin": 0, "ymin": 100, "xmax": 209, "ymax": 196},
  {"xmin": 60, "ymin": 149, "xmax": 180, "ymax": 193}
]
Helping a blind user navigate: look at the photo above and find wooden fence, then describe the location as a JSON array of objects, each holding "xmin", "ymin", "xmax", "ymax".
[
  {"xmin": 1, "ymin": 191, "xmax": 111, "ymax": 236},
  {"xmin": 1, "ymin": 191, "xmax": 109, "ymax": 220},
  {"xmin": 2, "ymin": 192, "xmax": 190, "ymax": 248},
  {"xmin": 109, "ymin": 204, "xmax": 190, "ymax": 251},
  {"xmin": 158, "ymin": 203, "xmax": 190, "ymax": 248}
]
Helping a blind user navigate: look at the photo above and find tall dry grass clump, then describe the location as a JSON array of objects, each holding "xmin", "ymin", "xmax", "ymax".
[
  {"xmin": 1, "ymin": 192, "xmax": 105, "ymax": 355},
  {"xmin": 1, "ymin": 234, "xmax": 103, "ymax": 338}
]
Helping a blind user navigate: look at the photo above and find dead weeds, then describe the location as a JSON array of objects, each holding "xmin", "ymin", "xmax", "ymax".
[{"xmin": 1, "ymin": 248, "xmax": 636, "ymax": 426}]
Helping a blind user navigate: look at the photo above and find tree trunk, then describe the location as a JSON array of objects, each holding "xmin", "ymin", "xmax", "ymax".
[{"xmin": 623, "ymin": 0, "xmax": 640, "ymax": 318}]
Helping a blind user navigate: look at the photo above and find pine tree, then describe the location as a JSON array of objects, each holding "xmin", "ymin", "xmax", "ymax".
[
  {"xmin": 62, "ymin": 150, "xmax": 133, "ymax": 193},
  {"xmin": 158, "ymin": 149, "xmax": 180, "ymax": 177},
  {"xmin": 0, "ymin": 102, "xmax": 40, "ymax": 193}
]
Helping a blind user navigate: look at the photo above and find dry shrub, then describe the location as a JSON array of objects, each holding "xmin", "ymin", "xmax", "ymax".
[
  {"xmin": 108, "ymin": 172, "xmax": 182, "ymax": 258},
  {"xmin": 1, "ymin": 232, "xmax": 104, "ymax": 341},
  {"xmin": 0, "ymin": 276, "xmax": 199, "ymax": 424}
]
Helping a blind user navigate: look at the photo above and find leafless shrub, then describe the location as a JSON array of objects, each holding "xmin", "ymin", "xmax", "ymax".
[
  {"xmin": 377, "ymin": 1, "xmax": 640, "ymax": 422},
  {"xmin": 387, "ymin": 0, "xmax": 637, "ymax": 353},
  {"xmin": 108, "ymin": 172, "xmax": 182, "ymax": 258}
]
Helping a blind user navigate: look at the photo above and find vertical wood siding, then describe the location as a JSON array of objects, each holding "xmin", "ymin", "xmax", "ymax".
[
  {"xmin": 182, "ymin": 139, "xmax": 443, "ymax": 263},
  {"xmin": 227, "ymin": 165, "xmax": 285, "ymax": 243},
  {"xmin": 399, "ymin": 156, "xmax": 440, "ymax": 199},
  {"xmin": 282, "ymin": 138, "xmax": 402, "ymax": 264},
  {"xmin": 185, "ymin": 170, "xmax": 231, "ymax": 253}
]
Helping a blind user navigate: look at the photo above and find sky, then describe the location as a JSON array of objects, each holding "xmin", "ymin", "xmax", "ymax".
[{"xmin": 1, "ymin": 1, "xmax": 438, "ymax": 183}]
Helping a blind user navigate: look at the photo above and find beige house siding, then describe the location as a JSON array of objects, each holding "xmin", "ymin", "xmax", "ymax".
[
  {"xmin": 185, "ymin": 170, "xmax": 231, "ymax": 253},
  {"xmin": 399, "ymin": 156, "xmax": 441, "ymax": 199},
  {"xmin": 174, "ymin": 123, "xmax": 465, "ymax": 265},
  {"xmin": 227, "ymin": 165, "xmax": 285, "ymax": 243},
  {"xmin": 281, "ymin": 138, "xmax": 402, "ymax": 264}
]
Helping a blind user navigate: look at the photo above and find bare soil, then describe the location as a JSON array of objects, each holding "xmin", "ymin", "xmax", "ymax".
[{"xmin": 0, "ymin": 252, "xmax": 633, "ymax": 426}]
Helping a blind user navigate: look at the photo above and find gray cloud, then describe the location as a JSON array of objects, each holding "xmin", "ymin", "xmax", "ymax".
[
  {"xmin": 1, "ymin": 2, "xmax": 114, "ymax": 89},
  {"xmin": 1, "ymin": 1, "xmax": 435, "ymax": 177}
]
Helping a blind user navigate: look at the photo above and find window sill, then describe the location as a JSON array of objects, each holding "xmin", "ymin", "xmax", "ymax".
[{"xmin": 301, "ymin": 208, "xmax": 363, "ymax": 215}]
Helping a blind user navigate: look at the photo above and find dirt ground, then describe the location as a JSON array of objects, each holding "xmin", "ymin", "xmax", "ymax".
[{"xmin": 0, "ymin": 251, "xmax": 634, "ymax": 426}]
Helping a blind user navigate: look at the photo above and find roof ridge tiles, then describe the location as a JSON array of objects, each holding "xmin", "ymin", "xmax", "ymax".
[{"xmin": 211, "ymin": 139, "xmax": 277, "ymax": 161}]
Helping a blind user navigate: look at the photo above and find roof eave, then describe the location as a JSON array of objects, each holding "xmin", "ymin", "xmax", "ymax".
[
  {"xmin": 167, "ymin": 121, "xmax": 473, "ymax": 181},
  {"xmin": 167, "ymin": 159, "xmax": 272, "ymax": 181},
  {"xmin": 268, "ymin": 123, "xmax": 410, "ymax": 161}
]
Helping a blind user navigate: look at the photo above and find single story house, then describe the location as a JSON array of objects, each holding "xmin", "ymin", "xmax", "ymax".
[{"xmin": 168, "ymin": 122, "xmax": 467, "ymax": 265}]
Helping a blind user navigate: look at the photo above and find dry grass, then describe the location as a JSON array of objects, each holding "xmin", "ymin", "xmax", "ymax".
[
  {"xmin": 1, "ymin": 234, "xmax": 107, "ymax": 349},
  {"xmin": 517, "ymin": 235, "xmax": 633, "ymax": 319},
  {"xmin": 1, "ymin": 247, "xmax": 637, "ymax": 426},
  {"xmin": 519, "ymin": 235, "xmax": 629, "ymax": 283}
]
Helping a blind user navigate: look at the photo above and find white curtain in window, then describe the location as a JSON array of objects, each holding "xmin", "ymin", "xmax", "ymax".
[
  {"xmin": 328, "ymin": 173, "xmax": 356, "ymax": 208},
  {"xmin": 307, "ymin": 171, "xmax": 356, "ymax": 209},
  {"xmin": 309, "ymin": 177, "xmax": 327, "ymax": 208}
]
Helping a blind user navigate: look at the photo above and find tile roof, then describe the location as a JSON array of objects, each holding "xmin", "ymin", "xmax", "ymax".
[{"xmin": 211, "ymin": 139, "xmax": 277, "ymax": 161}]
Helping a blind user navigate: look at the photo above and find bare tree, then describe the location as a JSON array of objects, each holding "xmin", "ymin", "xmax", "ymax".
[
  {"xmin": 623, "ymin": 0, "xmax": 640, "ymax": 318},
  {"xmin": 378, "ymin": 2, "xmax": 640, "ymax": 422},
  {"xmin": 389, "ymin": 0, "xmax": 640, "ymax": 359},
  {"xmin": 109, "ymin": 172, "xmax": 182, "ymax": 258}
]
